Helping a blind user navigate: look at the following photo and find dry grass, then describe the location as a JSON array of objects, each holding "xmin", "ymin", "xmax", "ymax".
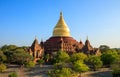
[{"xmin": 0, "ymin": 64, "xmax": 112, "ymax": 77}]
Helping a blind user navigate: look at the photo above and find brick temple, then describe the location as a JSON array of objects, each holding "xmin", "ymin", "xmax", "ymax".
[{"xmin": 28, "ymin": 12, "xmax": 101, "ymax": 61}]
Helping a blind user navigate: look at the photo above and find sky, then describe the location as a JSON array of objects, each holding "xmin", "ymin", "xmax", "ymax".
[{"xmin": 0, "ymin": 0, "xmax": 120, "ymax": 48}]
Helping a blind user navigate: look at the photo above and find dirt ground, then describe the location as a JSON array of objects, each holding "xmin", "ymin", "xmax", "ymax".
[{"xmin": 0, "ymin": 64, "xmax": 112, "ymax": 77}]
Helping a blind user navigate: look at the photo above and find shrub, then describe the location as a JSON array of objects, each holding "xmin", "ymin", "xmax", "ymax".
[
  {"xmin": 37, "ymin": 59, "xmax": 44, "ymax": 65},
  {"xmin": 0, "ymin": 64, "xmax": 7, "ymax": 72},
  {"xmin": 24, "ymin": 61, "xmax": 35, "ymax": 68},
  {"xmin": 8, "ymin": 72, "xmax": 18, "ymax": 77}
]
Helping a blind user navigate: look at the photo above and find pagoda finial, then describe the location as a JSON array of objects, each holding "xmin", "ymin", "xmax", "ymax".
[
  {"xmin": 87, "ymin": 36, "xmax": 88, "ymax": 40},
  {"xmin": 60, "ymin": 11, "xmax": 62, "ymax": 16},
  {"xmin": 35, "ymin": 35, "xmax": 37, "ymax": 40}
]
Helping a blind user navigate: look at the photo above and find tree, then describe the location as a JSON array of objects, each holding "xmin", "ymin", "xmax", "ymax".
[
  {"xmin": 1, "ymin": 45, "xmax": 17, "ymax": 52},
  {"xmin": 101, "ymin": 50, "xmax": 118, "ymax": 66},
  {"xmin": 111, "ymin": 56, "xmax": 120, "ymax": 77},
  {"xmin": 54, "ymin": 50, "xmax": 70, "ymax": 63},
  {"xmin": 24, "ymin": 61, "xmax": 35, "ymax": 68},
  {"xmin": 2, "ymin": 45, "xmax": 32, "ymax": 64},
  {"xmin": 0, "ymin": 64, "xmax": 7, "ymax": 72},
  {"xmin": 11, "ymin": 50, "xmax": 33, "ymax": 64},
  {"xmin": 3, "ymin": 51, "xmax": 14, "ymax": 63},
  {"xmin": 88, "ymin": 55, "xmax": 103, "ymax": 71},
  {"xmin": 0, "ymin": 50, "xmax": 7, "ymax": 63},
  {"xmin": 99, "ymin": 45, "xmax": 110, "ymax": 53},
  {"xmin": 73, "ymin": 60, "xmax": 89, "ymax": 77},
  {"xmin": 71, "ymin": 53, "xmax": 87, "ymax": 63}
]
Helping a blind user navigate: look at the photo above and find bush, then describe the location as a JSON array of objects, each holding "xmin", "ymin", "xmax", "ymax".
[
  {"xmin": 0, "ymin": 64, "xmax": 7, "ymax": 72},
  {"xmin": 87, "ymin": 56, "xmax": 103, "ymax": 71},
  {"xmin": 8, "ymin": 72, "xmax": 18, "ymax": 77},
  {"xmin": 71, "ymin": 53, "xmax": 87, "ymax": 63},
  {"xmin": 37, "ymin": 59, "xmax": 44, "ymax": 65},
  {"xmin": 48, "ymin": 68, "xmax": 72, "ymax": 77},
  {"xmin": 24, "ymin": 61, "xmax": 35, "ymax": 68}
]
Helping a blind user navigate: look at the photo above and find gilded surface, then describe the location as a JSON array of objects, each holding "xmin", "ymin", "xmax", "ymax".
[{"xmin": 53, "ymin": 12, "xmax": 71, "ymax": 37}]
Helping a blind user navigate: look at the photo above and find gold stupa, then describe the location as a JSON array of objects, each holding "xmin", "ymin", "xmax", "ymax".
[{"xmin": 53, "ymin": 12, "xmax": 71, "ymax": 37}]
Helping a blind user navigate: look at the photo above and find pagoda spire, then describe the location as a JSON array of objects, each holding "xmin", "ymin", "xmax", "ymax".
[
  {"xmin": 85, "ymin": 36, "xmax": 91, "ymax": 46},
  {"xmin": 60, "ymin": 11, "xmax": 62, "ymax": 16},
  {"xmin": 35, "ymin": 35, "xmax": 37, "ymax": 40},
  {"xmin": 53, "ymin": 12, "xmax": 71, "ymax": 37}
]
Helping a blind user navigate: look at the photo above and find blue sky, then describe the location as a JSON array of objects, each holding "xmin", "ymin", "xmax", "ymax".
[{"xmin": 0, "ymin": 0, "xmax": 120, "ymax": 48}]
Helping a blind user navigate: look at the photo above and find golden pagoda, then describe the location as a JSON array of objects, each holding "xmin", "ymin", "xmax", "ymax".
[
  {"xmin": 53, "ymin": 12, "xmax": 71, "ymax": 37},
  {"xmin": 44, "ymin": 12, "xmax": 79, "ymax": 54}
]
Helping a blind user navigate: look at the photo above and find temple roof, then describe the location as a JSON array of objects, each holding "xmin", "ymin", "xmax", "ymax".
[
  {"xmin": 53, "ymin": 12, "xmax": 71, "ymax": 37},
  {"xmin": 31, "ymin": 38, "xmax": 39, "ymax": 47},
  {"xmin": 30, "ymin": 38, "xmax": 41, "ymax": 52}
]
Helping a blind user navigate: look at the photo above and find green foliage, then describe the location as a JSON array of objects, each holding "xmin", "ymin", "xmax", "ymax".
[
  {"xmin": 1, "ymin": 45, "xmax": 17, "ymax": 52},
  {"xmin": 44, "ymin": 54, "xmax": 50, "ymax": 62},
  {"xmin": 71, "ymin": 53, "xmax": 87, "ymax": 63},
  {"xmin": 8, "ymin": 72, "xmax": 18, "ymax": 77},
  {"xmin": 37, "ymin": 59, "xmax": 44, "ymax": 64},
  {"xmin": 48, "ymin": 68, "xmax": 72, "ymax": 77},
  {"xmin": 101, "ymin": 50, "xmax": 118, "ymax": 66},
  {"xmin": 24, "ymin": 61, "xmax": 35, "ymax": 68},
  {"xmin": 0, "ymin": 50, "xmax": 7, "ymax": 63},
  {"xmin": 11, "ymin": 50, "xmax": 33, "ymax": 64},
  {"xmin": 0, "ymin": 64, "xmax": 7, "ymax": 72},
  {"xmin": 73, "ymin": 60, "xmax": 89, "ymax": 73},
  {"xmin": 54, "ymin": 51, "xmax": 70, "ymax": 63},
  {"xmin": 1, "ymin": 45, "xmax": 32, "ymax": 64},
  {"xmin": 88, "ymin": 55, "xmax": 103, "ymax": 70},
  {"xmin": 53, "ymin": 62, "xmax": 68, "ymax": 69},
  {"xmin": 111, "ymin": 56, "xmax": 120, "ymax": 77},
  {"xmin": 3, "ymin": 51, "xmax": 14, "ymax": 63},
  {"xmin": 113, "ymin": 48, "xmax": 120, "ymax": 55},
  {"xmin": 99, "ymin": 45, "xmax": 110, "ymax": 53},
  {"xmin": 4, "ymin": 49, "xmax": 33, "ymax": 64}
]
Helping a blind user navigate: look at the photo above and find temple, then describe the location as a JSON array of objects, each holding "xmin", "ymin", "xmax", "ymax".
[{"xmin": 29, "ymin": 12, "xmax": 101, "ymax": 61}]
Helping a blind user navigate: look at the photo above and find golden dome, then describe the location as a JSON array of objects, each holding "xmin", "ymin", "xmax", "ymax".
[{"xmin": 53, "ymin": 12, "xmax": 71, "ymax": 37}]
